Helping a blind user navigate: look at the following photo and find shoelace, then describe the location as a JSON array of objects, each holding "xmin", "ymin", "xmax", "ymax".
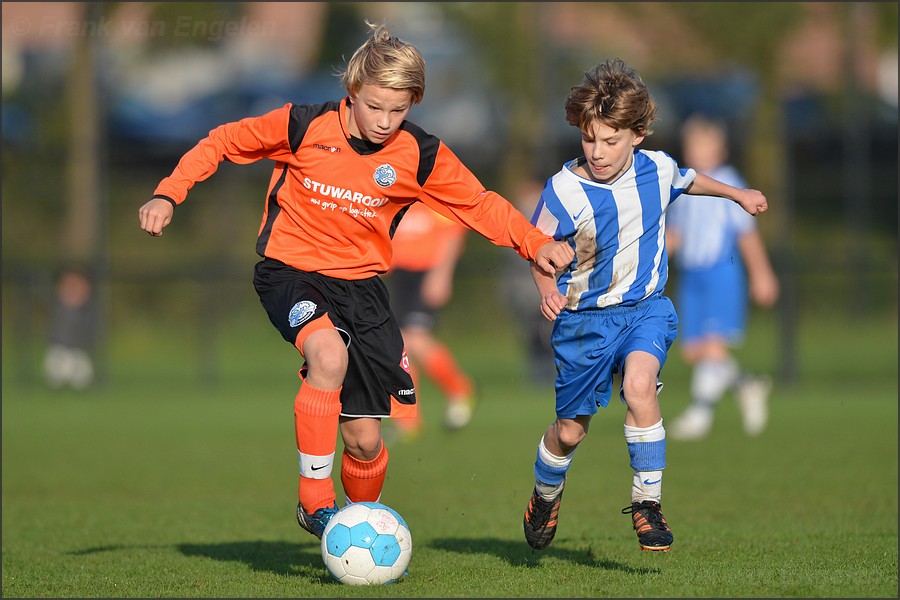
[
  {"xmin": 621, "ymin": 502, "xmax": 668, "ymax": 530},
  {"xmin": 526, "ymin": 491, "xmax": 555, "ymax": 528}
]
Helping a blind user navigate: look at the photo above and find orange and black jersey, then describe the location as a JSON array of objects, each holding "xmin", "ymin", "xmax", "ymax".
[{"xmin": 153, "ymin": 97, "xmax": 552, "ymax": 280}]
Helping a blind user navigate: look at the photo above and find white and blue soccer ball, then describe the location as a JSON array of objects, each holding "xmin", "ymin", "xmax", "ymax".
[{"xmin": 320, "ymin": 501, "xmax": 412, "ymax": 585}]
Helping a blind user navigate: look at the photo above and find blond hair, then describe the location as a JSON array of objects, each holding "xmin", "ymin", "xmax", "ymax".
[
  {"xmin": 337, "ymin": 21, "xmax": 426, "ymax": 105},
  {"xmin": 564, "ymin": 58, "xmax": 657, "ymax": 138}
]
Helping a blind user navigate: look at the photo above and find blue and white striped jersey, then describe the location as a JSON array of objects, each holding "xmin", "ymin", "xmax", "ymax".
[
  {"xmin": 665, "ymin": 164, "xmax": 756, "ymax": 271},
  {"xmin": 531, "ymin": 150, "xmax": 696, "ymax": 311}
]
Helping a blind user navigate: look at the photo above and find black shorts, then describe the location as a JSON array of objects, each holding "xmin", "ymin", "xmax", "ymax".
[
  {"xmin": 253, "ymin": 259, "xmax": 416, "ymax": 418},
  {"xmin": 387, "ymin": 268, "xmax": 436, "ymax": 331}
]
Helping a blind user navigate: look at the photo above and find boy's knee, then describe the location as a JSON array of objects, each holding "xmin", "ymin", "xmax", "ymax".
[
  {"xmin": 344, "ymin": 436, "xmax": 383, "ymax": 461},
  {"xmin": 304, "ymin": 337, "xmax": 349, "ymax": 383},
  {"xmin": 623, "ymin": 372, "xmax": 658, "ymax": 401},
  {"xmin": 554, "ymin": 420, "xmax": 587, "ymax": 451}
]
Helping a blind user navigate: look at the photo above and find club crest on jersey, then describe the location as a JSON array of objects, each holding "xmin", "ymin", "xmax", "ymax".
[
  {"xmin": 373, "ymin": 164, "xmax": 397, "ymax": 188},
  {"xmin": 288, "ymin": 301, "xmax": 316, "ymax": 328}
]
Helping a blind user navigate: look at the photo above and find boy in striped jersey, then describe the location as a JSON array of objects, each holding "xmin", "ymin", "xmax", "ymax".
[
  {"xmin": 666, "ymin": 115, "xmax": 779, "ymax": 441},
  {"xmin": 522, "ymin": 58, "xmax": 769, "ymax": 552}
]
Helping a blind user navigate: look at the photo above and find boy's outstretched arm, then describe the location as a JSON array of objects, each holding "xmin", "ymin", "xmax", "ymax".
[
  {"xmin": 687, "ymin": 173, "xmax": 768, "ymax": 216},
  {"xmin": 139, "ymin": 197, "xmax": 175, "ymax": 237}
]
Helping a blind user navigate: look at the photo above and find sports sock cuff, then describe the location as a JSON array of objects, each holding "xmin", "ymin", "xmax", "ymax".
[
  {"xmin": 535, "ymin": 461, "xmax": 568, "ymax": 486},
  {"xmin": 624, "ymin": 420, "xmax": 666, "ymax": 471},
  {"xmin": 537, "ymin": 436, "xmax": 574, "ymax": 467},
  {"xmin": 534, "ymin": 437, "xmax": 572, "ymax": 485},
  {"xmin": 341, "ymin": 443, "xmax": 389, "ymax": 479},
  {"xmin": 626, "ymin": 438, "xmax": 666, "ymax": 471},
  {"xmin": 295, "ymin": 384, "xmax": 342, "ymax": 417},
  {"xmin": 623, "ymin": 419, "xmax": 665, "ymax": 442},
  {"xmin": 341, "ymin": 443, "xmax": 388, "ymax": 504},
  {"xmin": 294, "ymin": 385, "xmax": 341, "ymax": 461}
]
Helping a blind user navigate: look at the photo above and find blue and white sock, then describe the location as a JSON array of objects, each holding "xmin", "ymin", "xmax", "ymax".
[
  {"xmin": 624, "ymin": 419, "xmax": 666, "ymax": 503},
  {"xmin": 533, "ymin": 436, "xmax": 573, "ymax": 500}
]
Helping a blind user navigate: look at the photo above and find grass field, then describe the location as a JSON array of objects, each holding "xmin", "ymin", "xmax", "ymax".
[{"xmin": 2, "ymin": 304, "xmax": 897, "ymax": 598}]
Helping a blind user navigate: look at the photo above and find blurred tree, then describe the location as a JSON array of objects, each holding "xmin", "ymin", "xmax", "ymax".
[
  {"xmin": 62, "ymin": 1, "xmax": 106, "ymax": 267},
  {"xmin": 316, "ymin": 2, "xmax": 372, "ymax": 71},
  {"xmin": 55, "ymin": 2, "xmax": 109, "ymax": 386}
]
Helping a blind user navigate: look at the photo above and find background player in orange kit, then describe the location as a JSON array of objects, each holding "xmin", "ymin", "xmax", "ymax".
[
  {"xmin": 138, "ymin": 20, "xmax": 574, "ymax": 540},
  {"xmin": 387, "ymin": 202, "xmax": 476, "ymax": 440}
]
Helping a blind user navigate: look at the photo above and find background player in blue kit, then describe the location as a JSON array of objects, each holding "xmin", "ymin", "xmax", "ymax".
[
  {"xmin": 520, "ymin": 59, "xmax": 770, "ymax": 553},
  {"xmin": 666, "ymin": 114, "xmax": 780, "ymax": 441}
]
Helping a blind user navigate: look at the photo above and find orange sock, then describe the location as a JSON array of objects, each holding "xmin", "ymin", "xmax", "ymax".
[
  {"xmin": 294, "ymin": 384, "xmax": 342, "ymax": 513},
  {"xmin": 423, "ymin": 344, "xmax": 472, "ymax": 400},
  {"xmin": 341, "ymin": 442, "xmax": 389, "ymax": 503}
]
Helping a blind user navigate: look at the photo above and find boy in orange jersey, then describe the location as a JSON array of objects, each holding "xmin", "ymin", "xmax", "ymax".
[
  {"xmin": 138, "ymin": 20, "xmax": 574, "ymax": 540},
  {"xmin": 387, "ymin": 202, "xmax": 475, "ymax": 440}
]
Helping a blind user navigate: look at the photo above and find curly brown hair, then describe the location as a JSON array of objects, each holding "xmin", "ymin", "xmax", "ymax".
[{"xmin": 564, "ymin": 58, "xmax": 657, "ymax": 138}]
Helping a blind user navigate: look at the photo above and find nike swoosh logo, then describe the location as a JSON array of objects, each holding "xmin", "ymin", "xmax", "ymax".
[
  {"xmin": 573, "ymin": 206, "xmax": 586, "ymax": 221},
  {"xmin": 643, "ymin": 478, "xmax": 662, "ymax": 486},
  {"xmin": 311, "ymin": 464, "xmax": 328, "ymax": 471},
  {"xmin": 652, "ymin": 341, "xmax": 663, "ymax": 352}
]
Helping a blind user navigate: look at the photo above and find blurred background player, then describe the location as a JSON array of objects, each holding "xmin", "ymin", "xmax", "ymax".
[
  {"xmin": 666, "ymin": 114, "xmax": 780, "ymax": 441},
  {"xmin": 387, "ymin": 201, "xmax": 476, "ymax": 439},
  {"xmin": 43, "ymin": 266, "xmax": 99, "ymax": 390}
]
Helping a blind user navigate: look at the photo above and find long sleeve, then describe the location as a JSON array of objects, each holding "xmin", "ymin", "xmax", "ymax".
[
  {"xmin": 153, "ymin": 104, "xmax": 295, "ymax": 204},
  {"xmin": 416, "ymin": 143, "xmax": 551, "ymax": 263}
]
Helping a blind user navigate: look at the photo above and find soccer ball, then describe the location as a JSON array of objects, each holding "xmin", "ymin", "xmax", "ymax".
[{"xmin": 320, "ymin": 501, "xmax": 412, "ymax": 585}]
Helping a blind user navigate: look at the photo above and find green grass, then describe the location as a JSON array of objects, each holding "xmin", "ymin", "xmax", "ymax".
[{"xmin": 2, "ymin": 307, "xmax": 897, "ymax": 598}]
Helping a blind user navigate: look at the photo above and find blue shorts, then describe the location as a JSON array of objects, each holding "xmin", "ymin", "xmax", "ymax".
[
  {"xmin": 676, "ymin": 262, "xmax": 747, "ymax": 347},
  {"xmin": 551, "ymin": 295, "xmax": 678, "ymax": 419}
]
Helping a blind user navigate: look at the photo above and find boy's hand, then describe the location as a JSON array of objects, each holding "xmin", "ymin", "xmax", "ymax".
[
  {"xmin": 750, "ymin": 270, "xmax": 780, "ymax": 308},
  {"xmin": 737, "ymin": 189, "xmax": 768, "ymax": 216},
  {"xmin": 539, "ymin": 290, "xmax": 568, "ymax": 321},
  {"xmin": 139, "ymin": 197, "xmax": 174, "ymax": 236},
  {"xmin": 534, "ymin": 240, "xmax": 574, "ymax": 276}
]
